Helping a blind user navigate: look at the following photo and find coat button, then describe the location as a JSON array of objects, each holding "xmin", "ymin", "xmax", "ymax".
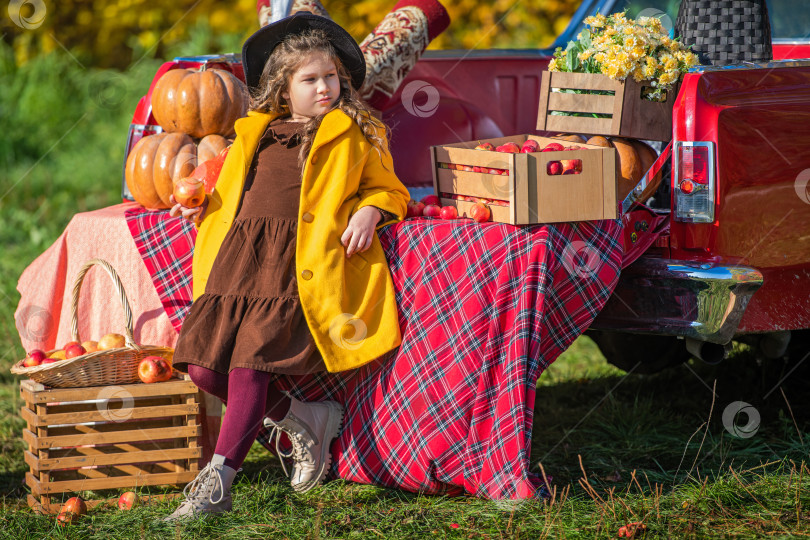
[
  {"xmin": 302, "ymin": 212, "xmax": 314, "ymax": 223},
  {"xmin": 301, "ymin": 269, "xmax": 313, "ymax": 280}
]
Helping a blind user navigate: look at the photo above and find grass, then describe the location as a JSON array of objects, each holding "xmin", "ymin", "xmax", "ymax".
[{"xmin": 2, "ymin": 46, "xmax": 810, "ymax": 539}]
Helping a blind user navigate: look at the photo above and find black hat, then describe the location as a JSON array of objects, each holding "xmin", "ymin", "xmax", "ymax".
[{"xmin": 242, "ymin": 12, "xmax": 366, "ymax": 91}]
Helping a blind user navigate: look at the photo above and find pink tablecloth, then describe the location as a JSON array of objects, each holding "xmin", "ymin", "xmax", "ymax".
[{"xmin": 15, "ymin": 203, "xmax": 179, "ymax": 353}]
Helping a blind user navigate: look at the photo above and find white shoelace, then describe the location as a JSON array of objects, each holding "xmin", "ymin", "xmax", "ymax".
[
  {"xmin": 269, "ymin": 425, "xmax": 311, "ymax": 478},
  {"xmin": 180, "ymin": 463, "xmax": 226, "ymax": 507}
]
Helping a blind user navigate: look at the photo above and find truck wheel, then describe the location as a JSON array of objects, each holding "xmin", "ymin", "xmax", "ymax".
[{"xmin": 586, "ymin": 330, "xmax": 690, "ymax": 374}]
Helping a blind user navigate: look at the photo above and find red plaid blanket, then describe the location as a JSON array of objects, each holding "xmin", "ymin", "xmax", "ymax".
[{"xmin": 124, "ymin": 207, "xmax": 622, "ymax": 499}]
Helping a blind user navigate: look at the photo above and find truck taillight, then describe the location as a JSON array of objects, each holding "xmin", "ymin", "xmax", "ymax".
[{"xmin": 673, "ymin": 141, "xmax": 716, "ymax": 223}]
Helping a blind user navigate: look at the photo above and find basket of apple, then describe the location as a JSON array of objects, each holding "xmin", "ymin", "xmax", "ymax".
[{"xmin": 11, "ymin": 259, "xmax": 174, "ymax": 388}]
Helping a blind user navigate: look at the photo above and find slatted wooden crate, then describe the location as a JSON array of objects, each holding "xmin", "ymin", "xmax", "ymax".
[
  {"xmin": 21, "ymin": 375, "xmax": 202, "ymax": 514},
  {"xmin": 431, "ymin": 135, "xmax": 618, "ymax": 224},
  {"xmin": 536, "ymin": 71, "xmax": 676, "ymax": 141}
]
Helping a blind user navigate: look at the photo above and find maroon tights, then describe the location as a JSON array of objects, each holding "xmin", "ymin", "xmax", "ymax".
[{"xmin": 188, "ymin": 365, "xmax": 290, "ymax": 470}]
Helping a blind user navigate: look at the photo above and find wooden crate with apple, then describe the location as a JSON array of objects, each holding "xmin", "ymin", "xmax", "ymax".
[
  {"xmin": 21, "ymin": 375, "xmax": 202, "ymax": 514},
  {"xmin": 536, "ymin": 71, "xmax": 676, "ymax": 141},
  {"xmin": 430, "ymin": 135, "xmax": 618, "ymax": 225}
]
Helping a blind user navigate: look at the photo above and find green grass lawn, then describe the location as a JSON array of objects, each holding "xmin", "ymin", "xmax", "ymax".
[{"xmin": 2, "ymin": 46, "xmax": 810, "ymax": 539}]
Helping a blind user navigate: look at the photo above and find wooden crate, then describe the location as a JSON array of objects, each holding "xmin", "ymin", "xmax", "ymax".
[
  {"xmin": 536, "ymin": 71, "xmax": 676, "ymax": 141},
  {"xmin": 430, "ymin": 134, "xmax": 618, "ymax": 225},
  {"xmin": 21, "ymin": 375, "xmax": 202, "ymax": 514}
]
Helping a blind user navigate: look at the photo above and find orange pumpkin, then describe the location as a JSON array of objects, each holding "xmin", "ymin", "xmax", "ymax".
[
  {"xmin": 125, "ymin": 133, "xmax": 230, "ymax": 209},
  {"xmin": 556, "ymin": 133, "xmax": 588, "ymax": 144},
  {"xmin": 151, "ymin": 68, "xmax": 248, "ymax": 138},
  {"xmin": 585, "ymin": 136, "xmax": 643, "ymax": 200},
  {"xmin": 628, "ymin": 139, "xmax": 662, "ymax": 201}
]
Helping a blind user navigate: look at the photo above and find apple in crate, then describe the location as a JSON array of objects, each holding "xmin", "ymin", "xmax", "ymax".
[
  {"xmin": 496, "ymin": 142, "xmax": 520, "ymax": 153},
  {"xmin": 423, "ymin": 204, "xmax": 441, "ymax": 218},
  {"xmin": 138, "ymin": 356, "xmax": 172, "ymax": 383},
  {"xmin": 23, "ymin": 349, "xmax": 46, "ymax": 367},
  {"xmin": 520, "ymin": 140, "xmax": 540, "ymax": 153},
  {"xmin": 547, "ymin": 161, "xmax": 563, "ymax": 175},
  {"xmin": 439, "ymin": 206, "xmax": 458, "ymax": 220},
  {"xmin": 474, "ymin": 142, "xmax": 495, "ymax": 151},
  {"xmin": 173, "ymin": 176, "xmax": 206, "ymax": 208},
  {"xmin": 118, "ymin": 491, "xmax": 138, "ymax": 510},
  {"xmin": 542, "ymin": 143, "xmax": 565, "ymax": 152}
]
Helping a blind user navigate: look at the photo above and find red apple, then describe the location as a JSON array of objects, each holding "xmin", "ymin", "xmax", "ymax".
[
  {"xmin": 565, "ymin": 145, "xmax": 582, "ymax": 151},
  {"xmin": 561, "ymin": 159, "xmax": 583, "ymax": 174},
  {"xmin": 57, "ymin": 511, "xmax": 77, "ymax": 526},
  {"xmin": 41, "ymin": 358, "xmax": 61, "ymax": 365},
  {"xmin": 406, "ymin": 200, "xmax": 425, "ymax": 218},
  {"xmin": 23, "ymin": 350, "xmax": 46, "ymax": 367},
  {"xmin": 541, "ymin": 143, "xmax": 565, "ymax": 152},
  {"xmin": 422, "ymin": 204, "xmax": 441, "ymax": 217},
  {"xmin": 495, "ymin": 142, "xmax": 520, "ymax": 153},
  {"xmin": 439, "ymin": 206, "xmax": 458, "ymax": 219},
  {"xmin": 469, "ymin": 203, "xmax": 491, "ymax": 223},
  {"xmin": 420, "ymin": 195, "xmax": 441, "ymax": 207},
  {"xmin": 138, "ymin": 356, "xmax": 172, "ymax": 384},
  {"xmin": 474, "ymin": 142, "xmax": 495, "ymax": 151},
  {"xmin": 520, "ymin": 140, "xmax": 540, "ymax": 153},
  {"xmin": 62, "ymin": 496, "xmax": 87, "ymax": 516},
  {"xmin": 118, "ymin": 491, "xmax": 138, "ymax": 510},
  {"xmin": 64, "ymin": 344, "xmax": 87, "ymax": 359},
  {"xmin": 173, "ymin": 177, "xmax": 206, "ymax": 208},
  {"xmin": 62, "ymin": 341, "xmax": 80, "ymax": 349},
  {"xmin": 547, "ymin": 161, "xmax": 563, "ymax": 175}
]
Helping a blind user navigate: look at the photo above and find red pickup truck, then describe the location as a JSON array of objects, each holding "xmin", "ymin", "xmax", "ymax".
[{"xmin": 123, "ymin": 0, "xmax": 810, "ymax": 373}]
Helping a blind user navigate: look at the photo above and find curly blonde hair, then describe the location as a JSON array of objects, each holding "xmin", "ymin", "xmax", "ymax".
[{"xmin": 249, "ymin": 28, "xmax": 390, "ymax": 169}]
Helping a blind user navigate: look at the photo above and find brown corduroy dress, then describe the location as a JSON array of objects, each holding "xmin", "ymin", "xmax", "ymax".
[{"xmin": 173, "ymin": 117, "xmax": 326, "ymax": 376}]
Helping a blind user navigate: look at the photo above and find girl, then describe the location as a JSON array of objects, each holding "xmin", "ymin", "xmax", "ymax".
[{"xmin": 164, "ymin": 12, "xmax": 409, "ymax": 520}]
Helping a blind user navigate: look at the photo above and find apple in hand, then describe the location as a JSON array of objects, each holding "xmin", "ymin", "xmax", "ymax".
[
  {"xmin": 138, "ymin": 356, "xmax": 172, "ymax": 384},
  {"xmin": 520, "ymin": 140, "xmax": 540, "ymax": 153},
  {"xmin": 423, "ymin": 204, "xmax": 441, "ymax": 217},
  {"xmin": 439, "ymin": 206, "xmax": 458, "ymax": 220},
  {"xmin": 118, "ymin": 491, "xmax": 138, "ymax": 510},
  {"xmin": 474, "ymin": 141, "xmax": 495, "ymax": 151},
  {"xmin": 173, "ymin": 177, "xmax": 206, "ymax": 208},
  {"xmin": 469, "ymin": 203, "xmax": 491, "ymax": 223},
  {"xmin": 64, "ymin": 344, "xmax": 87, "ymax": 359},
  {"xmin": 23, "ymin": 350, "xmax": 46, "ymax": 367}
]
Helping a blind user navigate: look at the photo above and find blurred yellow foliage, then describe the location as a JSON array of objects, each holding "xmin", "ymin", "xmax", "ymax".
[{"xmin": 2, "ymin": 0, "xmax": 580, "ymax": 68}]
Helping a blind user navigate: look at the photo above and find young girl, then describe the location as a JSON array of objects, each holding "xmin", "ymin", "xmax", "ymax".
[{"xmin": 164, "ymin": 12, "xmax": 409, "ymax": 520}]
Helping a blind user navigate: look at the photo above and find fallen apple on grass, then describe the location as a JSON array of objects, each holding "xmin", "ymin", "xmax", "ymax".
[
  {"xmin": 118, "ymin": 491, "xmax": 138, "ymax": 510},
  {"xmin": 138, "ymin": 356, "xmax": 172, "ymax": 384}
]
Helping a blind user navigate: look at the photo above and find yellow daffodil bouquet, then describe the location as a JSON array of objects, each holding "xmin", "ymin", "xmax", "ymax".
[{"xmin": 548, "ymin": 12, "xmax": 699, "ymax": 101}]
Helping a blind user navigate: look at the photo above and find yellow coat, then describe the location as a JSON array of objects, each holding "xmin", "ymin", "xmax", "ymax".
[{"xmin": 192, "ymin": 108, "xmax": 410, "ymax": 372}]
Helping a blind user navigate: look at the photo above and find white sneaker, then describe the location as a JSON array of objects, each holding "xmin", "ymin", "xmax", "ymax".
[
  {"xmin": 164, "ymin": 459, "xmax": 233, "ymax": 521},
  {"xmin": 263, "ymin": 396, "xmax": 344, "ymax": 492}
]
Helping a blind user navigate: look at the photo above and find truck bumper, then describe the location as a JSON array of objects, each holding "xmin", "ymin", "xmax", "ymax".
[{"xmin": 590, "ymin": 258, "xmax": 764, "ymax": 344}]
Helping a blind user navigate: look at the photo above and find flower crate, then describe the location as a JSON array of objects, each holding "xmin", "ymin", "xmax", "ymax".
[
  {"xmin": 21, "ymin": 375, "xmax": 202, "ymax": 514},
  {"xmin": 536, "ymin": 71, "xmax": 676, "ymax": 141},
  {"xmin": 430, "ymin": 135, "xmax": 618, "ymax": 225}
]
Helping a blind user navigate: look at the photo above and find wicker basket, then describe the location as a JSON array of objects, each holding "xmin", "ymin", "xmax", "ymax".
[
  {"xmin": 675, "ymin": 0, "xmax": 772, "ymax": 66},
  {"xmin": 11, "ymin": 259, "xmax": 174, "ymax": 388}
]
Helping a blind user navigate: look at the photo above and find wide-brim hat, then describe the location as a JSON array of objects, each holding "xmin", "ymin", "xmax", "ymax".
[{"xmin": 242, "ymin": 12, "xmax": 366, "ymax": 91}]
